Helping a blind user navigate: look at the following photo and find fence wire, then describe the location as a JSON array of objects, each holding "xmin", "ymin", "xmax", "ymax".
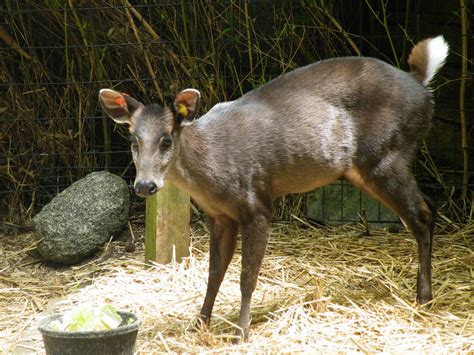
[{"xmin": 1, "ymin": 0, "xmax": 472, "ymax": 225}]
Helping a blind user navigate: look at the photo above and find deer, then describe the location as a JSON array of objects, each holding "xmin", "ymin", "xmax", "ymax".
[{"xmin": 99, "ymin": 35, "xmax": 449, "ymax": 342}]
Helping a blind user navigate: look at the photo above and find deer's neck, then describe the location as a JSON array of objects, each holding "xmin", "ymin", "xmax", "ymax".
[{"xmin": 167, "ymin": 126, "xmax": 211, "ymax": 194}]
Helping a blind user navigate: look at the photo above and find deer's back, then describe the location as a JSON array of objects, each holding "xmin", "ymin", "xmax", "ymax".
[{"xmin": 190, "ymin": 57, "xmax": 433, "ymax": 200}]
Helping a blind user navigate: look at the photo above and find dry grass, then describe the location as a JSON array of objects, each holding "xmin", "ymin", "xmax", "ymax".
[{"xmin": 0, "ymin": 222, "xmax": 473, "ymax": 353}]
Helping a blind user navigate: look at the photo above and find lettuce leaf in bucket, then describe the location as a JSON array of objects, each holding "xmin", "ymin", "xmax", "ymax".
[{"xmin": 49, "ymin": 304, "xmax": 123, "ymax": 332}]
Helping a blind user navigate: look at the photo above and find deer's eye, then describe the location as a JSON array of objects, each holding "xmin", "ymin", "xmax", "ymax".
[{"xmin": 160, "ymin": 135, "xmax": 173, "ymax": 150}]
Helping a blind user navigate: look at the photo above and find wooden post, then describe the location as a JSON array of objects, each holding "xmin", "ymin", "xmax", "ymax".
[
  {"xmin": 145, "ymin": 182, "xmax": 190, "ymax": 265},
  {"xmin": 145, "ymin": 193, "xmax": 157, "ymax": 264}
]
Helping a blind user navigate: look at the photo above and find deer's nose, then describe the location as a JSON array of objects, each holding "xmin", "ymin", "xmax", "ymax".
[{"xmin": 135, "ymin": 180, "xmax": 157, "ymax": 197}]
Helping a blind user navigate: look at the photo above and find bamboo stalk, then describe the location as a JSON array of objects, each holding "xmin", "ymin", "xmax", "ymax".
[
  {"xmin": 180, "ymin": 0, "xmax": 190, "ymax": 55},
  {"xmin": 123, "ymin": 0, "xmax": 191, "ymax": 78},
  {"xmin": 380, "ymin": 0, "xmax": 400, "ymax": 68},
  {"xmin": 321, "ymin": 0, "xmax": 361, "ymax": 56},
  {"xmin": 68, "ymin": 0, "xmax": 111, "ymax": 170},
  {"xmin": 0, "ymin": 25, "xmax": 31, "ymax": 60},
  {"xmin": 365, "ymin": 0, "xmax": 400, "ymax": 67},
  {"xmin": 243, "ymin": 1, "xmax": 254, "ymax": 75},
  {"xmin": 400, "ymin": 0, "xmax": 411, "ymax": 60},
  {"xmin": 124, "ymin": 4, "xmax": 162, "ymax": 101},
  {"xmin": 459, "ymin": 0, "xmax": 469, "ymax": 203}
]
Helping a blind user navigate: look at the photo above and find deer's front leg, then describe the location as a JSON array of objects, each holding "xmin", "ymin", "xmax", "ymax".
[{"xmin": 199, "ymin": 216, "xmax": 238, "ymax": 326}]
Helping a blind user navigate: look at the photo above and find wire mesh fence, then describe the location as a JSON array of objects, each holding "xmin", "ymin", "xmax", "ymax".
[{"xmin": 1, "ymin": 0, "xmax": 472, "ymax": 225}]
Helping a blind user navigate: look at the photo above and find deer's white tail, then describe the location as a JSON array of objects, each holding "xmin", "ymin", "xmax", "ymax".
[{"xmin": 408, "ymin": 35, "xmax": 449, "ymax": 86}]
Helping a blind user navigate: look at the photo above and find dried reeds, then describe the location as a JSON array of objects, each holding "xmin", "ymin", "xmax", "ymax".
[
  {"xmin": 2, "ymin": 1, "xmax": 470, "ymax": 225},
  {"xmin": 1, "ymin": 222, "xmax": 472, "ymax": 353},
  {"xmin": 0, "ymin": 1, "xmax": 346, "ymax": 223}
]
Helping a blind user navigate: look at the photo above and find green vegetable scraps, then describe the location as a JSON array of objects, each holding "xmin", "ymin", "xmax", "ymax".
[{"xmin": 49, "ymin": 305, "xmax": 124, "ymax": 332}]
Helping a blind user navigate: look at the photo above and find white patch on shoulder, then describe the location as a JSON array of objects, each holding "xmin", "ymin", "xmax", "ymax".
[
  {"xmin": 196, "ymin": 101, "xmax": 236, "ymax": 131},
  {"xmin": 215, "ymin": 101, "xmax": 233, "ymax": 108},
  {"xmin": 246, "ymin": 189, "xmax": 257, "ymax": 206},
  {"xmin": 320, "ymin": 106, "xmax": 355, "ymax": 168},
  {"xmin": 208, "ymin": 101, "xmax": 234, "ymax": 115}
]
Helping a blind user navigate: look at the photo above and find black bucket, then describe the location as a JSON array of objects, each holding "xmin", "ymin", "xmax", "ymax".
[{"xmin": 38, "ymin": 311, "xmax": 141, "ymax": 355}]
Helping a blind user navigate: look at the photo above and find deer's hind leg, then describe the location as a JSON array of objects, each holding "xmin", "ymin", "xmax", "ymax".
[{"xmin": 345, "ymin": 163, "xmax": 435, "ymax": 304}]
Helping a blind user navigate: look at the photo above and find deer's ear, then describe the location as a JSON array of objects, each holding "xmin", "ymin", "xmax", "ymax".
[
  {"xmin": 173, "ymin": 89, "xmax": 200, "ymax": 126},
  {"xmin": 99, "ymin": 89, "xmax": 143, "ymax": 124}
]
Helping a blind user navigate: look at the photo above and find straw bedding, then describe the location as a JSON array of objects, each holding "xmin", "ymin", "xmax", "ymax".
[{"xmin": 0, "ymin": 222, "xmax": 472, "ymax": 353}]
